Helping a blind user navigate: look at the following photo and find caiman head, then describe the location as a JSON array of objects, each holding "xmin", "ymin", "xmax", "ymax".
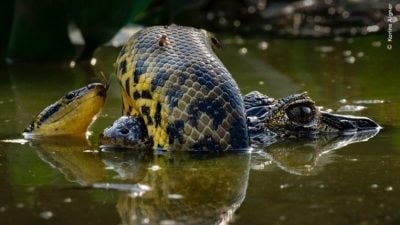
[{"xmin": 244, "ymin": 91, "xmax": 380, "ymax": 138}]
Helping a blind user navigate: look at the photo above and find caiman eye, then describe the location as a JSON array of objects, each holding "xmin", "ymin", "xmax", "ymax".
[
  {"xmin": 65, "ymin": 92, "xmax": 75, "ymax": 100},
  {"xmin": 286, "ymin": 104, "xmax": 315, "ymax": 125}
]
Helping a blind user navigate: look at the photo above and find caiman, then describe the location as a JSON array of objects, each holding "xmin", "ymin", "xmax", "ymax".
[{"xmin": 23, "ymin": 25, "xmax": 380, "ymax": 151}]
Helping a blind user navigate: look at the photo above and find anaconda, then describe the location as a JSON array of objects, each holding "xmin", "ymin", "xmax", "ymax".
[
  {"xmin": 23, "ymin": 25, "xmax": 380, "ymax": 151},
  {"xmin": 24, "ymin": 83, "xmax": 106, "ymax": 137}
]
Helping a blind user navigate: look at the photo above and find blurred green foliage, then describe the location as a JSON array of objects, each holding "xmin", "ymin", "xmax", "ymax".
[
  {"xmin": 67, "ymin": 0, "xmax": 151, "ymax": 60},
  {"xmin": 2, "ymin": 0, "xmax": 151, "ymax": 63},
  {"xmin": 7, "ymin": 0, "xmax": 74, "ymax": 62},
  {"xmin": 1, "ymin": 0, "xmax": 396, "ymax": 63}
]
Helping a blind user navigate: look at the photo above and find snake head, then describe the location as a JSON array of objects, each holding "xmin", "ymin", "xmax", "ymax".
[{"xmin": 23, "ymin": 83, "xmax": 107, "ymax": 137}]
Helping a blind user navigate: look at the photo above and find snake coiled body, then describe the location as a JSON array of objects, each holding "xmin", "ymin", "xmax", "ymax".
[{"xmin": 115, "ymin": 25, "xmax": 249, "ymax": 151}]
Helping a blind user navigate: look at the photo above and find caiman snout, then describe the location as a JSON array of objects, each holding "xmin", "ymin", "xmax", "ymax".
[{"xmin": 319, "ymin": 112, "xmax": 381, "ymax": 134}]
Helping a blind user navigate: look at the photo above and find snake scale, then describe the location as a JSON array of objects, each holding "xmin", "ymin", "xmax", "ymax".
[{"xmin": 115, "ymin": 25, "xmax": 249, "ymax": 151}]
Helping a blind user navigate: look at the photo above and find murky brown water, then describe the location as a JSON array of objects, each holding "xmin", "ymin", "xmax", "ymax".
[{"xmin": 0, "ymin": 34, "xmax": 399, "ymax": 225}]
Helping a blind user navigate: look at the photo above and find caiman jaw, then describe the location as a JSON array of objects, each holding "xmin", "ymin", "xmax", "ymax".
[{"xmin": 319, "ymin": 112, "xmax": 381, "ymax": 134}]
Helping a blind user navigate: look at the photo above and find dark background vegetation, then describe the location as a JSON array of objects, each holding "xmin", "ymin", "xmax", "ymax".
[{"xmin": 0, "ymin": 0, "xmax": 398, "ymax": 63}]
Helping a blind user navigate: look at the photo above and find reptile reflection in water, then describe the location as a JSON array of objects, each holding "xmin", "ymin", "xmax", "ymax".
[
  {"xmin": 107, "ymin": 152, "xmax": 250, "ymax": 225},
  {"xmin": 28, "ymin": 129, "xmax": 377, "ymax": 224},
  {"xmin": 251, "ymin": 129, "xmax": 379, "ymax": 176},
  {"xmin": 30, "ymin": 141, "xmax": 250, "ymax": 225},
  {"xmin": 30, "ymin": 137, "xmax": 107, "ymax": 185}
]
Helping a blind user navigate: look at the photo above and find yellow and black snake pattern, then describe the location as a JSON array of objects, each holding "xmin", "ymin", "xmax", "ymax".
[{"xmin": 115, "ymin": 25, "xmax": 249, "ymax": 151}]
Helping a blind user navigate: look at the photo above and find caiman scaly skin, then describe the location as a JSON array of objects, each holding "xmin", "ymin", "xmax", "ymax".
[{"xmin": 115, "ymin": 25, "xmax": 249, "ymax": 151}]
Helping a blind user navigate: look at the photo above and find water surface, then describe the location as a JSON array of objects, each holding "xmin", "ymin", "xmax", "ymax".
[{"xmin": 0, "ymin": 34, "xmax": 399, "ymax": 225}]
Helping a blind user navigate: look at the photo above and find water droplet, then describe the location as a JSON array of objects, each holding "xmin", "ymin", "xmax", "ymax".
[
  {"xmin": 366, "ymin": 25, "xmax": 380, "ymax": 33},
  {"xmin": 304, "ymin": 0, "xmax": 315, "ymax": 7},
  {"xmin": 90, "ymin": 58, "xmax": 97, "ymax": 66},
  {"xmin": 206, "ymin": 12, "xmax": 215, "ymax": 21},
  {"xmin": 263, "ymin": 24, "xmax": 272, "ymax": 31},
  {"xmin": 342, "ymin": 50, "xmax": 352, "ymax": 56},
  {"xmin": 148, "ymin": 165, "xmax": 162, "ymax": 171},
  {"xmin": 16, "ymin": 203, "xmax": 24, "ymax": 208},
  {"xmin": 345, "ymin": 56, "xmax": 356, "ymax": 64},
  {"xmin": 234, "ymin": 36, "xmax": 245, "ymax": 45},
  {"xmin": 316, "ymin": 46, "xmax": 334, "ymax": 53},
  {"xmin": 248, "ymin": 6, "xmax": 256, "ymax": 14},
  {"xmin": 40, "ymin": 211, "xmax": 53, "ymax": 220},
  {"xmin": 63, "ymin": 198, "xmax": 72, "ymax": 203},
  {"xmin": 350, "ymin": 28, "xmax": 357, "ymax": 36},
  {"xmin": 339, "ymin": 99, "xmax": 347, "ymax": 104},
  {"xmin": 26, "ymin": 187, "xmax": 35, "ymax": 192},
  {"xmin": 280, "ymin": 184, "xmax": 289, "ymax": 189},
  {"xmin": 328, "ymin": 7, "xmax": 336, "ymax": 15},
  {"xmin": 370, "ymin": 184, "xmax": 378, "ymax": 189},
  {"xmin": 337, "ymin": 105, "xmax": 366, "ymax": 112},
  {"xmin": 325, "ymin": 109, "xmax": 333, "ymax": 113},
  {"xmin": 69, "ymin": 61, "xmax": 76, "ymax": 68},
  {"xmin": 342, "ymin": 11, "xmax": 350, "ymax": 18},
  {"xmin": 353, "ymin": 99, "xmax": 385, "ymax": 104},
  {"xmin": 238, "ymin": 47, "xmax": 248, "ymax": 55},
  {"xmin": 168, "ymin": 194, "xmax": 183, "ymax": 199},
  {"xmin": 258, "ymin": 81, "xmax": 264, "ymax": 85},
  {"xmin": 233, "ymin": 20, "xmax": 241, "ymax": 27},
  {"xmin": 160, "ymin": 220, "xmax": 177, "ymax": 225},
  {"xmin": 83, "ymin": 149, "xmax": 99, "ymax": 153},
  {"xmin": 218, "ymin": 17, "xmax": 227, "ymax": 26},
  {"xmin": 283, "ymin": 5, "xmax": 294, "ymax": 14},
  {"xmin": 142, "ymin": 218, "xmax": 150, "ymax": 224},
  {"xmin": 257, "ymin": 1, "xmax": 267, "ymax": 10},
  {"xmin": 258, "ymin": 41, "xmax": 269, "ymax": 50},
  {"xmin": 279, "ymin": 215, "xmax": 287, "ymax": 221},
  {"xmin": 385, "ymin": 186, "xmax": 393, "ymax": 192},
  {"xmin": 372, "ymin": 41, "xmax": 382, "ymax": 47},
  {"xmin": 0, "ymin": 139, "xmax": 28, "ymax": 145},
  {"xmin": 356, "ymin": 52, "xmax": 364, "ymax": 58},
  {"xmin": 334, "ymin": 36, "xmax": 343, "ymax": 42}
]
